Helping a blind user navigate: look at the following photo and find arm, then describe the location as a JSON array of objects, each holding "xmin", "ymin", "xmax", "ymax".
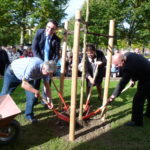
[
  {"xmin": 21, "ymin": 79, "xmax": 40, "ymax": 97},
  {"xmin": 32, "ymin": 30, "xmax": 42, "ymax": 58},
  {"xmin": 43, "ymin": 81, "xmax": 52, "ymax": 99},
  {"xmin": 52, "ymin": 35, "xmax": 61, "ymax": 62},
  {"xmin": 108, "ymin": 73, "xmax": 131, "ymax": 104},
  {"xmin": 43, "ymin": 81, "xmax": 53, "ymax": 109}
]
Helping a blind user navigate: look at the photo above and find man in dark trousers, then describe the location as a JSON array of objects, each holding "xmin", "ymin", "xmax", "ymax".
[
  {"xmin": 32, "ymin": 19, "xmax": 61, "ymax": 99},
  {"xmin": 108, "ymin": 52, "xmax": 150, "ymax": 126},
  {"xmin": 85, "ymin": 44, "xmax": 106, "ymax": 101}
]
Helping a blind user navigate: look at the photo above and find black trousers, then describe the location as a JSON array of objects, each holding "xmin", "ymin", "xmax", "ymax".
[{"xmin": 132, "ymin": 83, "xmax": 150, "ymax": 125}]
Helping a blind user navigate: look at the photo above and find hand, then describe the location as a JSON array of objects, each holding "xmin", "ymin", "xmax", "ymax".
[
  {"xmin": 89, "ymin": 78, "xmax": 95, "ymax": 85},
  {"xmin": 107, "ymin": 96, "xmax": 115, "ymax": 105},
  {"xmin": 96, "ymin": 61, "xmax": 102, "ymax": 66},
  {"xmin": 47, "ymin": 98, "xmax": 54, "ymax": 109},
  {"xmin": 35, "ymin": 90, "xmax": 40, "ymax": 98},
  {"xmin": 130, "ymin": 80, "xmax": 135, "ymax": 87}
]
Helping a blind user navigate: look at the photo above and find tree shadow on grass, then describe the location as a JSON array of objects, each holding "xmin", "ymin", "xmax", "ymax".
[
  {"xmin": 72, "ymin": 117, "xmax": 150, "ymax": 150},
  {"xmin": 0, "ymin": 86, "xmax": 139, "ymax": 150}
]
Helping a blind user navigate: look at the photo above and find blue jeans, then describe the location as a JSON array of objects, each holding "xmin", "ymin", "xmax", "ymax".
[{"xmin": 0, "ymin": 66, "xmax": 38, "ymax": 119}]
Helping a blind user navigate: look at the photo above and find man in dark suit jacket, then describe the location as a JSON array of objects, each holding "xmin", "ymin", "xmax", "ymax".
[
  {"xmin": 108, "ymin": 52, "xmax": 150, "ymax": 126},
  {"xmin": 32, "ymin": 19, "xmax": 61, "ymax": 101},
  {"xmin": 85, "ymin": 44, "xmax": 106, "ymax": 101},
  {"xmin": 32, "ymin": 19, "xmax": 61, "ymax": 61}
]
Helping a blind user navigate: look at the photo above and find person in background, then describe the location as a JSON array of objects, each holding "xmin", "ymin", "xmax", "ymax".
[
  {"xmin": 0, "ymin": 57, "xmax": 56, "ymax": 123},
  {"xmin": 108, "ymin": 52, "xmax": 150, "ymax": 127},
  {"xmin": 66, "ymin": 51, "xmax": 73, "ymax": 77},
  {"xmin": 20, "ymin": 49, "xmax": 28, "ymax": 58},
  {"xmin": 54, "ymin": 49, "xmax": 62, "ymax": 77},
  {"xmin": 0, "ymin": 48, "xmax": 10, "ymax": 76},
  {"xmin": 27, "ymin": 47, "xmax": 33, "ymax": 57},
  {"xmin": 7, "ymin": 46, "xmax": 20, "ymax": 63}
]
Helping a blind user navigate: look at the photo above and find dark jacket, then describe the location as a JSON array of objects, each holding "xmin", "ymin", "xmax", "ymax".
[
  {"xmin": 86, "ymin": 50, "xmax": 106, "ymax": 86},
  {"xmin": 113, "ymin": 52, "xmax": 150, "ymax": 97},
  {"xmin": 32, "ymin": 29, "xmax": 61, "ymax": 61},
  {"xmin": 0, "ymin": 49, "xmax": 10, "ymax": 75}
]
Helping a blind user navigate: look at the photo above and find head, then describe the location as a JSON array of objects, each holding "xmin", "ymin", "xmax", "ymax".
[
  {"xmin": 42, "ymin": 60, "xmax": 57, "ymax": 75},
  {"xmin": 22, "ymin": 49, "xmax": 28, "ymax": 57},
  {"xmin": 134, "ymin": 48, "xmax": 140, "ymax": 54},
  {"xmin": 112, "ymin": 53, "xmax": 126, "ymax": 67},
  {"xmin": 86, "ymin": 44, "xmax": 96, "ymax": 59},
  {"xmin": 46, "ymin": 19, "xmax": 58, "ymax": 36},
  {"xmin": 12, "ymin": 46, "xmax": 16, "ymax": 53}
]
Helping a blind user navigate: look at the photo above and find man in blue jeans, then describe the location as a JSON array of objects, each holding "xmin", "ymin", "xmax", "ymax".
[{"xmin": 0, "ymin": 57, "xmax": 56, "ymax": 123}]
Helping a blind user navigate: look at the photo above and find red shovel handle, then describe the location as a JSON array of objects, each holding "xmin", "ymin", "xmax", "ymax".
[{"xmin": 82, "ymin": 108, "xmax": 101, "ymax": 120}]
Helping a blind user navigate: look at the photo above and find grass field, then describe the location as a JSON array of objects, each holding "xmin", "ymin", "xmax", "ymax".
[{"xmin": 1, "ymin": 78, "xmax": 150, "ymax": 150}]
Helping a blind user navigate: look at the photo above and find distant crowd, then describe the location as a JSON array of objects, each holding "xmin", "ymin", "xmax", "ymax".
[{"xmin": 0, "ymin": 46, "xmax": 146, "ymax": 78}]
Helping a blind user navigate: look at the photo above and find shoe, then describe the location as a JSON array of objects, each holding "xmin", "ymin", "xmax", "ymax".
[
  {"xmin": 125, "ymin": 121, "xmax": 143, "ymax": 127},
  {"xmin": 144, "ymin": 113, "xmax": 150, "ymax": 118},
  {"xmin": 26, "ymin": 116, "xmax": 38, "ymax": 124}
]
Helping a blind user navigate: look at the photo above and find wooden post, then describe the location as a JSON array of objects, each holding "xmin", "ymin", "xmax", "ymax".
[
  {"xmin": 102, "ymin": 20, "xmax": 115, "ymax": 120},
  {"xmin": 59, "ymin": 21, "xmax": 68, "ymax": 108},
  {"xmin": 78, "ymin": 0, "xmax": 89, "ymax": 120},
  {"xmin": 69, "ymin": 10, "xmax": 81, "ymax": 141}
]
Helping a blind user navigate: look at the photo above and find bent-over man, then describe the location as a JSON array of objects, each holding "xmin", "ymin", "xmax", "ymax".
[
  {"xmin": 108, "ymin": 52, "xmax": 150, "ymax": 127},
  {"xmin": 0, "ymin": 57, "xmax": 56, "ymax": 123}
]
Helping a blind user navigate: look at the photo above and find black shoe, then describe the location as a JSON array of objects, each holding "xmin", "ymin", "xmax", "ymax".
[
  {"xmin": 144, "ymin": 113, "xmax": 150, "ymax": 118},
  {"xmin": 125, "ymin": 121, "xmax": 143, "ymax": 127}
]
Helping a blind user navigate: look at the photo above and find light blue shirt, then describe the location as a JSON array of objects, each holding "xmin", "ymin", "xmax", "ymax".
[{"xmin": 11, "ymin": 57, "xmax": 50, "ymax": 82}]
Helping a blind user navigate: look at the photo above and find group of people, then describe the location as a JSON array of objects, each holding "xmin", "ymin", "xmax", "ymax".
[
  {"xmin": 0, "ymin": 19, "xmax": 150, "ymax": 127},
  {"xmin": 0, "ymin": 19, "xmax": 60, "ymax": 123}
]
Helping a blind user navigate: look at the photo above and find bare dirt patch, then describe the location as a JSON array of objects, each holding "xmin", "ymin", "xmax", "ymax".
[{"xmin": 48, "ymin": 114, "xmax": 112, "ymax": 142}]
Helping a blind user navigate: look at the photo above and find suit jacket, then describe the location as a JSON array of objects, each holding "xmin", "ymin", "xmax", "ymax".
[
  {"xmin": 0, "ymin": 49, "xmax": 10, "ymax": 75},
  {"xmin": 113, "ymin": 52, "xmax": 150, "ymax": 97},
  {"xmin": 32, "ymin": 29, "xmax": 61, "ymax": 61},
  {"xmin": 85, "ymin": 50, "xmax": 106, "ymax": 86}
]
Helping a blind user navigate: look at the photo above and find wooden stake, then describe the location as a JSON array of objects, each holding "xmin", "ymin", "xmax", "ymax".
[
  {"xmin": 69, "ymin": 10, "xmax": 81, "ymax": 142},
  {"xmin": 102, "ymin": 20, "xmax": 115, "ymax": 120},
  {"xmin": 78, "ymin": 0, "xmax": 89, "ymax": 121},
  {"xmin": 59, "ymin": 21, "xmax": 68, "ymax": 109}
]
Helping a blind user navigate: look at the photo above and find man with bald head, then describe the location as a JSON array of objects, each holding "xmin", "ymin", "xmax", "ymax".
[{"xmin": 108, "ymin": 52, "xmax": 150, "ymax": 126}]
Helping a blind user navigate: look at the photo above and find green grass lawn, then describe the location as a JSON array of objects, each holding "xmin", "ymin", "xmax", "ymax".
[{"xmin": 1, "ymin": 78, "xmax": 150, "ymax": 150}]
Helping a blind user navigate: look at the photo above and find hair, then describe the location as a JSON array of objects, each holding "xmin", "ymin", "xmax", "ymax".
[
  {"xmin": 12, "ymin": 46, "xmax": 16, "ymax": 49},
  {"xmin": 86, "ymin": 44, "xmax": 96, "ymax": 52},
  {"xmin": 43, "ymin": 60, "xmax": 57, "ymax": 73},
  {"xmin": 47, "ymin": 19, "xmax": 58, "ymax": 27}
]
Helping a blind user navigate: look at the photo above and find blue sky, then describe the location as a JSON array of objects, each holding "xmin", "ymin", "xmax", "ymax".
[{"xmin": 63, "ymin": 0, "xmax": 85, "ymax": 21}]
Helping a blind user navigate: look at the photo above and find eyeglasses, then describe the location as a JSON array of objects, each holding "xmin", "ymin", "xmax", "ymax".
[{"xmin": 46, "ymin": 26, "xmax": 56, "ymax": 31}]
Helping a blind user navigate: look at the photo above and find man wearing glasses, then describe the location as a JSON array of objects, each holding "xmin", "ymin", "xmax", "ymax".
[
  {"xmin": 32, "ymin": 19, "xmax": 61, "ymax": 104},
  {"xmin": 32, "ymin": 19, "xmax": 61, "ymax": 62}
]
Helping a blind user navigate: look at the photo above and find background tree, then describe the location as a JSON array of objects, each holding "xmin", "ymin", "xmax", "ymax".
[
  {"xmin": 66, "ymin": 0, "xmax": 150, "ymax": 50},
  {"xmin": 0, "ymin": 0, "xmax": 69, "ymax": 46}
]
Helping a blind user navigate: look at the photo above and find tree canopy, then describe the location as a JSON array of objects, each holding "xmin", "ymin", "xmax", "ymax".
[
  {"xmin": 0, "ymin": 0, "xmax": 69, "ymax": 46},
  {"xmin": 67, "ymin": 0, "xmax": 150, "ymax": 50}
]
